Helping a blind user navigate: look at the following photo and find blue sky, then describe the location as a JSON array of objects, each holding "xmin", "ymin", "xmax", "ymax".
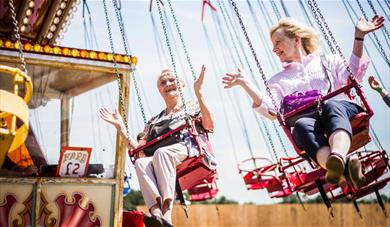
[{"xmin": 32, "ymin": 0, "xmax": 390, "ymax": 204}]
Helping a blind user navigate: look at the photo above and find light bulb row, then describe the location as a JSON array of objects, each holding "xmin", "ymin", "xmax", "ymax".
[{"xmin": 0, "ymin": 39, "xmax": 138, "ymax": 65}]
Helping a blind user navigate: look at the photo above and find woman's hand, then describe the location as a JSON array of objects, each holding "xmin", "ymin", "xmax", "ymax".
[
  {"xmin": 222, "ymin": 68, "xmax": 247, "ymax": 89},
  {"xmin": 355, "ymin": 15, "xmax": 385, "ymax": 38},
  {"xmin": 99, "ymin": 107, "xmax": 125, "ymax": 130},
  {"xmin": 368, "ymin": 75, "xmax": 381, "ymax": 91},
  {"xmin": 194, "ymin": 65, "xmax": 206, "ymax": 96}
]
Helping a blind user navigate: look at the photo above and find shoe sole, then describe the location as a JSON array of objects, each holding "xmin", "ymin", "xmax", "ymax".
[
  {"xmin": 348, "ymin": 158, "xmax": 366, "ymax": 189},
  {"xmin": 325, "ymin": 155, "xmax": 345, "ymax": 184}
]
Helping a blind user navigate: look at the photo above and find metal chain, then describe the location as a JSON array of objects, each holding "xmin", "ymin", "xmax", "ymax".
[
  {"xmin": 355, "ymin": 0, "xmax": 390, "ymax": 67},
  {"xmin": 367, "ymin": 0, "xmax": 390, "ymax": 41},
  {"xmin": 369, "ymin": 125, "xmax": 384, "ymax": 150},
  {"xmin": 217, "ymin": 0, "xmax": 280, "ymax": 160},
  {"xmin": 221, "ymin": 0, "xmax": 289, "ymax": 157},
  {"xmin": 230, "ymin": 0, "xmax": 279, "ymax": 114},
  {"xmin": 155, "ymin": 0, "xmax": 189, "ymax": 117},
  {"xmin": 165, "ymin": 0, "xmax": 196, "ymax": 81},
  {"xmin": 270, "ymin": 0, "xmax": 281, "ymax": 20},
  {"xmin": 308, "ymin": 0, "xmax": 356, "ymax": 79},
  {"xmin": 111, "ymin": 0, "xmax": 147, "ymax": 124},
  {"xmin": 9, "ymin": 0, "xmax": 27, "ymax": 74},
  {"xmin": 280, "ymin": 0, "xmax": 290, "ymax": 17},
  {"xmin": 102, "ymin": 0, "xmax": 132, "ymax": 136},
  {"xmin": 229, "ymin": 0, "xmax": 283, "ymax": 162},
  {"xmin": 306, "ymin": 0, "xmax": 336, "ymax": 54}
]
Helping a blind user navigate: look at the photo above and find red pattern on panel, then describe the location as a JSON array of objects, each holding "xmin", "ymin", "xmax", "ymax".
[
  {"xmin": 55, "ymin": 193, "xmax": 101, "ymax": 227},
  {"xmin": 0, "ymin": 194, "xmax": 17, "ymax": 227}
]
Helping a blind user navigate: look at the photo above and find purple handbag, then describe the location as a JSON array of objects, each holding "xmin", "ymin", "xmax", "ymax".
[{"xmin": 280, "ymin": 90, "xmax": 322, "ymax": 114}]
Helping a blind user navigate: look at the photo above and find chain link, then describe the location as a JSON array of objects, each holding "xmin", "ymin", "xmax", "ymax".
[
  {"xmin": 367, "ymin": 0, "xmax": 390, "ymax": 42},
  {"xmin": 308, "ymin": 0, "xmax": 357, "ymax": 79},
  {"xmin": 270, "ymin": 0, "xmax": 281, "ymax": 20},
  {"xmin": 306, "ymin": 1, "xmax": 336, "ymax": 54},
  {"xmin": 111, "ymin": 0, "xmax": 147, "ymax": 125},
  {"xmin": 155, "ymin": 0, "xmax": 189, "ymax": 117},
  {"xmin": 355, "ymin": 0, "xmax": 390, "ymax": 67},
  {"xmin": 102, "ymin": 0, "xmax": 132, "ymax": 138},
  {"xmin": 230, "ymin": 0, "xmax": 284, "ymax": 161},
  {"xmin": 220, "ymin": 0, "xmax": 289, "ymax": 158},
  {"xmin": 165, "ymin": 0, "xmax": 196, "ymax": 81},
  {"xmin": 217, "ymin": 0, "xmax": 281, "ymax": 160},
  {"xmin": 230, "ymin": 0, "xmax": 279, "ymax": 113},
  {"xmin": 9, "ymin": 0, "xmax": 28, "ymax": 74}
]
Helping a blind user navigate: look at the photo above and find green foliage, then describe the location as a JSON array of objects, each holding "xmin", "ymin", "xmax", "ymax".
[{"xmin": 123, "ymin": 190, "xmax": 145, "ymax": 211}]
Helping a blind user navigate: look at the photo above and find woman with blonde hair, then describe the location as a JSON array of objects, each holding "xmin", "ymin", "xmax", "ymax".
[{"xmin": 223, "ymin": 16, "xmax": 384, "ymax": 189}]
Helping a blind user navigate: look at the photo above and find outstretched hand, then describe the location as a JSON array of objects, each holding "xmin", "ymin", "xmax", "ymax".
[
  {"xmin": 194, "ymin": 65, "xmax": 206, "ymax": 96},
  {"xmin": 222, "ymin": 68, "xmax": 246, "ymax": 89},
  {"xmin": 99, "ymin": 107, "xmax": 125, "ymax": 130},
  {"xmin": 355, "ymin": 15, "xmax": 385, "ymax": 37},
  {"xmin": 368, "ymin": 75, "xmax": 381, "ymax": 91}
]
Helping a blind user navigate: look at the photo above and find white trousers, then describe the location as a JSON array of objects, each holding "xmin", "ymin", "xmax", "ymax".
[{"xmin": 134, "ymin": 143, "xmax": 188, "ymax": 209}]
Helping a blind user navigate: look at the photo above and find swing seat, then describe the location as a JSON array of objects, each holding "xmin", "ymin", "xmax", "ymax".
[
  {"xmin": 187, "ymin": 174, "xmax": 219, "ymax": 201},
  {"xmin": 279, "ymin": 156, "xmax": 336, "ymax": 196},
  {"xmin": 238, "ymin": 157, "xmax": 280, "ymax": 190},
  {"xmin": 349, "ymin": 112, "xmax": 371, "ymax": 152},
  {"xmin": 279, "ymin": 78, "xmax": 374, "ymax": 157},
  {"xmin": 341, "ymin": 150, "xmax": 389, "ymax": 194},
  {"xmin": 266, "ymin": 177, "xmax": 292, "ymax": 198},
  {"xmin": 242, "ymin": 164, "xmax": 278, "ymax": 190},
  {"xmin": 129, "ymin": 118, "xmax": 217, "ymax": 191}
]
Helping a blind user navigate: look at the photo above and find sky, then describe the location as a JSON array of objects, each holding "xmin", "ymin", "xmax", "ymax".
[{"xmin": 31, "ymin": 0, "xmax": 390, "ymax": 204}]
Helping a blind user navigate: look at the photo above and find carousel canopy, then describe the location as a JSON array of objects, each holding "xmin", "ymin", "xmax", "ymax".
[{"xmin": 0, "ymin": 0, "xmax": 80, "ymax": 44}]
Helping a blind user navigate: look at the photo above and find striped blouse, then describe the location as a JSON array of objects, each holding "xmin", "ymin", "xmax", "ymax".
[{"xmin": 254, "ymin": 52, "xmax": 370, "ymax": 119}]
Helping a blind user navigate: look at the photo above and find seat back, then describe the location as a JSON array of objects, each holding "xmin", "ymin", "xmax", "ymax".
[
  {"xmin": 187, "ymin": 174, "xmax": 219, "ymax": 201},
  {"xmin": 129, "ymin": 118, "xmax": 217, "ymax": 191},
  {"xmin": 278, "ymin": 78, "xmax": 374, "ymax": 156},
  {"xmin": 349, "ymin": 112, "xmax": 371, "ymax": 152}
]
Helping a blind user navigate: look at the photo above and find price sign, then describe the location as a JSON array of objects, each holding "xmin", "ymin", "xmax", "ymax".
[{"xmin": 57, "ymin": 146, "xmax": 92, "ymax": 177}]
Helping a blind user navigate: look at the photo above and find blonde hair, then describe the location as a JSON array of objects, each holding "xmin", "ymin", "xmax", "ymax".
[{"xmin": 270, "ymin": 18, "xmax": 320, "ymax": 54}]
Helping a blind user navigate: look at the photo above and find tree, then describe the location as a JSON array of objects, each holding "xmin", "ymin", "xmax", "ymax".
[{"xmin": 123, "ymin": 190, "xmax": 145, "ymax": 211}]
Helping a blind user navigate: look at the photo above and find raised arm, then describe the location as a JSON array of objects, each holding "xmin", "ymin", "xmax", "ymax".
[
  {"xmin": 99, "ymin": 107, "xmax": 139, "ymax": 150},
  {"xmin": 353, "ymin": 15, "xmax": 384, "ymax": 58},
  {"xmin": 223, "ymin": 69, "xmax": 278, "ymax": 120},
  {"xmin": 222, "ymin": 68, "xmax": 264, "ymax": 107},
  {"xmin": 194, "ymin": 65, "xmax": 215, "ymax": 131}
]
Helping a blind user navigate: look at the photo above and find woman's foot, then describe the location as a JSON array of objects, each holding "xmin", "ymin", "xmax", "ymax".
[
  {"xmin": 325, "ymin": 153, "xmax": 345, "ymax": 184},
  {"xmin": 345, "ymin": 157, "xmax": 366, "ymax": 189}
]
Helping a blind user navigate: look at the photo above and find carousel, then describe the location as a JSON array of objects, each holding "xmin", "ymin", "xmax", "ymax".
[{"xmin": 0, "ymin": 0, "xmax": 136, "ymax": 226}]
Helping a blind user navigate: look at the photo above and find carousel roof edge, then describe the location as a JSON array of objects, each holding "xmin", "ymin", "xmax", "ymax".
[{"xmin": 0, "ymin": 39, "xmax": 137, "ymax": 68}]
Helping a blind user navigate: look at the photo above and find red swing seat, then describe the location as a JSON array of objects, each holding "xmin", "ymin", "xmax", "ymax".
[
  {"xmin": 238, "ymin": 157, "xmax": 293, "ymax": 197},
  {"xmin": 279, "ymin": 156, "xmax": 332, "ymax": 195},
  {"xmin": 278, "ymin": 78, "xmax": 374, "ymax": 156},
  {"xmin": 129, "ymin": 118, "xmax": 217, "ymax": 191},
  {"xmin": 238, "ymin": 157, "xmax": 280, "ymax": 190},
  {"xmin": 187, "ymin": 174, "xmax": 219, "ymax": 201},
  {"xmin": 339, "ymin": 150, "xmax": 389, "ymax": 196}
]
